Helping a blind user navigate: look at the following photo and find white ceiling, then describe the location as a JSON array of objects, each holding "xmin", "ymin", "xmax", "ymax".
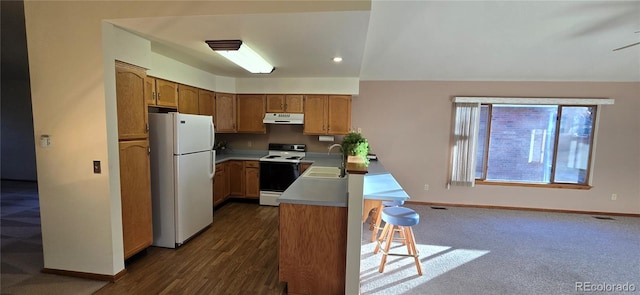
[{"xmin": 110, "ymin": 1, "xmax": 640, "ymax": 82}]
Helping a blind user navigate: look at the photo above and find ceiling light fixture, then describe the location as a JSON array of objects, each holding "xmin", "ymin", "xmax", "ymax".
[
  {"xmin": 205, "ymin": 40, "xmax": 274, "ymax": 74},
  {"xmin": 333, "ymin": 57, "xmax": 343, "ymax": 63}
]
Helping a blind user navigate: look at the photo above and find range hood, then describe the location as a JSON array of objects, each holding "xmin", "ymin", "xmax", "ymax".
[{"xmin": 263, "ymin": 113, "xmax": 304, "ymax": 124}]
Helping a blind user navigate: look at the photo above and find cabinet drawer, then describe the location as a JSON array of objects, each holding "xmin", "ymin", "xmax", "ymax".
[{"xmin": 244, "ymin": 161, "xmax": 260, "ymax": 168}]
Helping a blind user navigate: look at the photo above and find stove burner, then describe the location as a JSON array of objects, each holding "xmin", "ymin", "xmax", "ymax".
[{"xmin": 260, "ymin": 143, "xmax": 306, "ymax": 164}]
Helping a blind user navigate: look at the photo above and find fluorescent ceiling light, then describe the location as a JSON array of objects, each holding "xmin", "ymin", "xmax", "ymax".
[{"xmin": 205, "ymin": 40, "xmax": 274, "ymax": 74}]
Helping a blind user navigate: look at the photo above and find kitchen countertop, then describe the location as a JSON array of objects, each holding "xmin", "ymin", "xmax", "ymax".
[
  {"xmin": 215, "ymin": 150, "xmax": 409, "ymax": 207},
  {"xmin": 278, "ymin": 155, "xmax": 409, "ymax": 207},
  {"xmin": 214, "ymin": 150, "xmax": 265, "ymax": 163}
]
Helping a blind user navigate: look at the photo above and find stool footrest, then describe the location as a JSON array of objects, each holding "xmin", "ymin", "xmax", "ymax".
[{"xmin": 376, "ymin": 240, "xmax": 419, "ymax": 258}]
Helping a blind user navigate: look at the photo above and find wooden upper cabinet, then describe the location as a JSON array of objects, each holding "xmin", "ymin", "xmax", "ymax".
[
  {"xmin": 115, "ymin": 61, "xmax": 148, "ymax": 140},
  {"xmin": 155, "ymin": 79, "xmax": 178, "ymax": 108},
  {"xmin": 178, "ymin": 84, "xmax": 199, "ymax": 115},
  {"xmin": 144, "ymin": 76, "xmax": 156, "ymax": 106},
  {"xmin": 327, "ymin": 95, "xmax": 351, "ymax": 135},
  {"xmin": 215, "ymin": 92, "xmax": 237, "ymax": 133},
  {"xmin": 198, "ymin": 89, "xmax": 215, "ymax": 120},
  {"xmin": 303, "ymin": 95, "xmax": 351, "ymax": 135},
  {"xmin": 119, "ymin": 139, "xmax": 153, "ymax": 259},
  {"xmin": 266, "ymin": 95, "xmax": 303, "ymax": 113},
  {"xmin": 285, "ymin": 95, "xmax": 304, "ymax": 113},
  {"xmin": 303, "ymin": 95, "xmax": 328, "ymax": 135},
  {"xmin": 237, "ymin": 94, "xmax": 266, "ymax": 133},
  {"xmin": 266, "ymin": 95, "xmax": 285, "ymax": 112}
]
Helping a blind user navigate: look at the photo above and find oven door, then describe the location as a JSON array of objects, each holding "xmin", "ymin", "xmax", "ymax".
[{"xmin": 259, "ymin": 161, "xmax": 300, "ymax": 192}]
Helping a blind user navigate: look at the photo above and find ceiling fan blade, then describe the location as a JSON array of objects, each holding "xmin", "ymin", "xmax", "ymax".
[{"xmin": 613, "ymin": 41, "xmax": 640, "ymax": 51}]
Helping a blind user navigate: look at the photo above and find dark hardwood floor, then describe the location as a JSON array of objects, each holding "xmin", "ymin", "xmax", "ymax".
[{"xmin": 95, "ymin": 201, "xmax": 287, "ymax": 295}]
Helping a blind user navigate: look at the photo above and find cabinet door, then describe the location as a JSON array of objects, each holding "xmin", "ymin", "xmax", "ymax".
[
  {"xmin": 213, "ymin": 163, "xmax": 226, "ymax": 207},
  {"xmin": 223, "ymin": 162, "xmax": 230, "ymax": 199},
  {"xmin": 327, "ymin": 95, "xmax": 351, "ymax": 135},
  {"xmin": 155, "ymin": 79, "xmax": 178, "ymax": 108},
  {"xmin": 215, "ymin": 93, "xmax": 237, "ymax": 133},
  {"xmin": 266, "ymin": 94, "xmax": 286, "ymax": 113},
  {"xmin": 244, "ymin": 161, "xmax": 260, "ymax": 198},
  {"xmin": 285, "ymin": 95, "xmax": 304, "ymax": 113},
  {"xmin": 303, "ymin": 95, "xmax": 328, "ymax": 135},
  {"xmin": 198, "ymin": 89, "xmax": 215, "ymax": 120},
  {"xmin": 119, "ymin": 140, "xmax": 153, "ymax": 259},
  {"xmin": 237, "ymin": 94, "xmax": 266, "ymax": 133},
  {"xmin": 228, "ymin": 160, "xmax": 245, "ymax": 197},
  {"xmin": 299, "ymin": 162, "xmax": 312, "ymax": 174},
  {"xmin": 115, "ymin": 62, "xmax": 148, "ymax": 140},
  {"xmin": 177, "ymin": 85, "xmax": 199, "ymax": 115},
  {"xmin": 144, "ymin": 76, "xmax": 156, "ymax": 106}
]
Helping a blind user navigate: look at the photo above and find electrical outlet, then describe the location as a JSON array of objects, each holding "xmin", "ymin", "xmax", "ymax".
[
  {"xmin": 611, "ymin": 193, "xmax": 617, "ymax": 201},
  {"xmin": 424, "ymin": 184, "xmax": 429, "ymax": 191},
  {"xmin": 357, "ymin": 127, "xmax": 362, "ymax": 133}
]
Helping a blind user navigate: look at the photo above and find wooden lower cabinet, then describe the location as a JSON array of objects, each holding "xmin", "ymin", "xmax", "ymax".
[
  {"xmin": 279, "ymin": 203, "xmax": 347, "ymax": 295},
  {"xmin": 228, "ymin": 161, "xmax": 245, "ymax": 197},
  {"xmin": 213, "ymin": 163, "xmax": 228, "ymax": 207},
  {"xmin": 244, "ymin": 161, "xmax": 260, "ymax": 199},
  {"xmin": 299, "ymin": 162, "xmax": 312, "ymax": 174},
  {"xmin": 118, "ymin": 140, "xmax": 153, "ymax": 259}
]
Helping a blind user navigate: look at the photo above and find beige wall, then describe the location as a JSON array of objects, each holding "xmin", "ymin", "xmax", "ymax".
[{"xmin": 352, "ymin": 81, "xmax": 640, "ymax": 214}]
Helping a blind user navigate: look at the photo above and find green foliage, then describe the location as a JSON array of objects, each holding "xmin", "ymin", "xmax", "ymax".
[{"xmin": 341, "ymin": 131, "xmax": 370, "ymax": 165}]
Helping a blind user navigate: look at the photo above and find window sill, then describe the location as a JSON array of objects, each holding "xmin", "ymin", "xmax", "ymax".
[{"xmin": 475, "ymin": 180, "xmax": 592, "ymax": 190}]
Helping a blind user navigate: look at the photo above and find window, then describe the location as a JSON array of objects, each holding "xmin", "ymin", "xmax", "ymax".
[
  {"xmin": 449, "ymin": 97, "xmax": 614, "ymax": 189},
  {"xmin": 477, "ymin": 104, "xmax": 595, "ymax": 185}
]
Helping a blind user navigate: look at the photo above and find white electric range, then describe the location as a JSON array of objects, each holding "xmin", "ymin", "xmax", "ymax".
[{"xmin": 259, "ymin": 143, "xmax": 306, "ymax": 206}]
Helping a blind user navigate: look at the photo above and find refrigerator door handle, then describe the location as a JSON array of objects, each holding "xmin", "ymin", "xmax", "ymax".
[
  {"xmin": 209, "ymin": 150, "xmax": 215, "ymax": 179},
  {"xmin": 209, "ymin": 120, "xmax": 215, "ymax": 150}
]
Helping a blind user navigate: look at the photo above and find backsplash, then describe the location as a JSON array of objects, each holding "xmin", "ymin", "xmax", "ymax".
[{"xmin": 216, "ymin": 124, "xmax": 344, "ymax": 153}]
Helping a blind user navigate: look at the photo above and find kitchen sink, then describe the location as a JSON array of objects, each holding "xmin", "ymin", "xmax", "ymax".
[{"xmin": 302, "ymin": 166, "xmax": 343, "ymax": 178}]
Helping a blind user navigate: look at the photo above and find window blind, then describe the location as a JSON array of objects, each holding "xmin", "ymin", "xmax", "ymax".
[{"xmin": 449, "ymin": 102, "xmax": 481, "ymax": 187}]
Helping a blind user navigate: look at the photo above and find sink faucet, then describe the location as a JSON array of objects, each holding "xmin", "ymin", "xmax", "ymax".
[{"xmin": 328, "ymin": 144, "xmax": 347, "ymax": 178}]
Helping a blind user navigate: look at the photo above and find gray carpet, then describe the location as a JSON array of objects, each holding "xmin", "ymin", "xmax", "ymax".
[
  {"xmin": 1, "ymin": 180, "xmax": 107, "ymax": 295},
  {"xmin": 360, "ymin": 204, "xmax": 640, "ymax": 294}
]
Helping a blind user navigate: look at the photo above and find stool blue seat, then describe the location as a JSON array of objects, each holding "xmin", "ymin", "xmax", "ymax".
[
  {"xmin": 381, "ymin": 206, "xmax": 419, "ymax": 227},
  {"xmin": 374, "ymin": 206, "xmax": 422, "ymax": 276}
]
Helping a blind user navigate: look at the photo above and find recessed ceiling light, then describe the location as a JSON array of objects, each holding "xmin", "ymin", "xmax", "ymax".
[{"xmin": 333, "ymin": 57, "xmax": 343, "ymax": 63}]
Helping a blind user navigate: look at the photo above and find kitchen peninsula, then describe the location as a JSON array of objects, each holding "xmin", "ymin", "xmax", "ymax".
[{"xmin": 277, "ymin": 155, "xmax": 409, "ymax": 295}]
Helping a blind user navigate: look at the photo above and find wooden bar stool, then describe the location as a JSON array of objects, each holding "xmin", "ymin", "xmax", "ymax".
[
  {"xmin": 370, "ymin": 200, "xmax": 404, "ymax": 242},
  {"xmin": 374, "ymin": 206, "xmax": 422, "ymax": 276}
]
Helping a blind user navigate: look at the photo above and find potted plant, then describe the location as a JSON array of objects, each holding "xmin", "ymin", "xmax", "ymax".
[
  {"xmin": 214, "ymin": 140, "xmax": 229, "ymax": 154},
  {"xmin": 341, "ymin": 131, "xmax": 370, "ymax": 165}
]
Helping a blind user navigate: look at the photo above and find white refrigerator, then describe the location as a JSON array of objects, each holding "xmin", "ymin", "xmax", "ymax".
[{"xmin": 149, "ymin": 112, "xmax": 215, "ymax": 248}]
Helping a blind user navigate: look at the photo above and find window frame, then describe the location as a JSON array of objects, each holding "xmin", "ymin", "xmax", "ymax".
[{"xmin": 450, "ymin": 96, "xmax": 614, "ymax": 190}]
